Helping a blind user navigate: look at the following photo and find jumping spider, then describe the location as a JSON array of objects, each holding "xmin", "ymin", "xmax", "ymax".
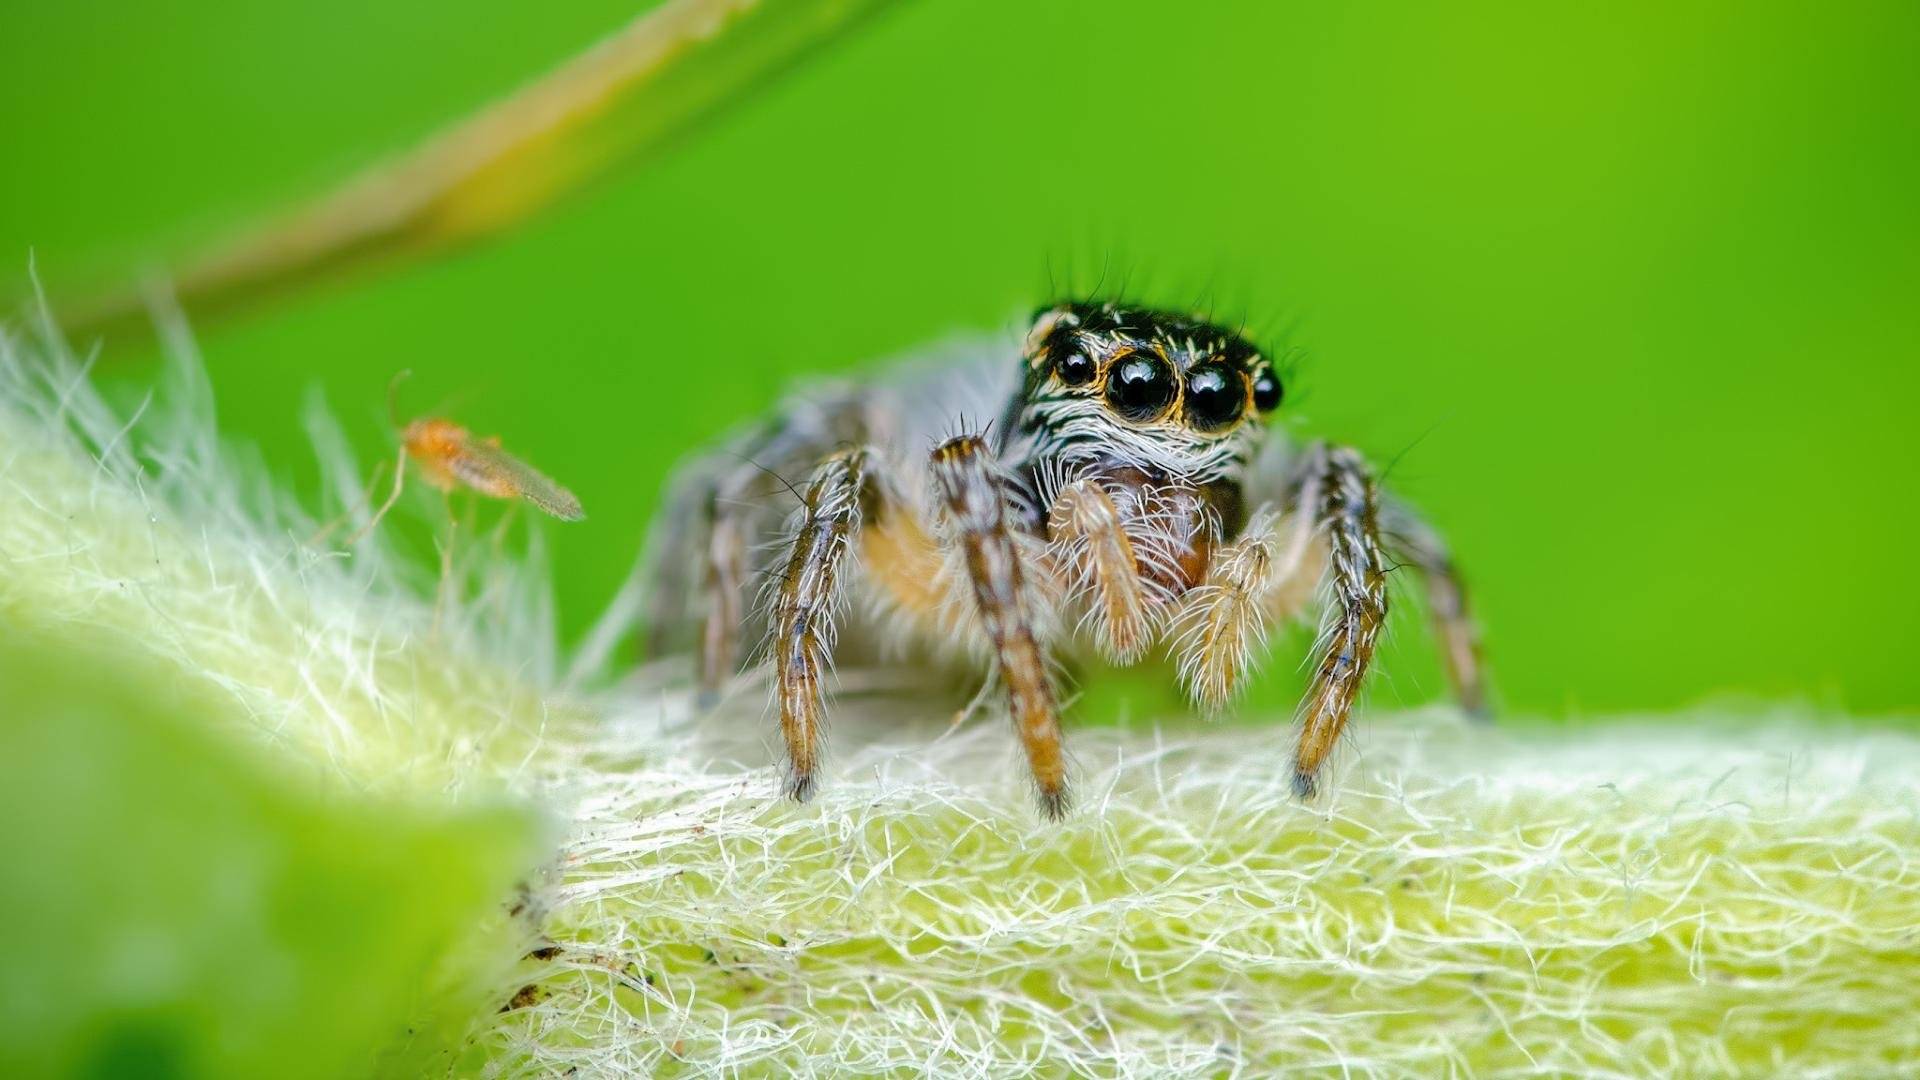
[{"xmin": 646, "ymin": 302, "xmax": 1486, "ymax": 818}]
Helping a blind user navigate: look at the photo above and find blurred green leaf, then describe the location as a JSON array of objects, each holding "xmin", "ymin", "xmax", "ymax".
[{"xmin": 0, "ymin": 625, "xmax": 544, "ymax": 1079}]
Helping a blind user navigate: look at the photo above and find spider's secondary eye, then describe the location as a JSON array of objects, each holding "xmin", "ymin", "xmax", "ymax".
[
  {"xmin": 1251, "ymin": 367, "xmax": 1284, "ymax": 414},
  {"xmin": 1105, "ymin": 351, "xmax": 1175, "ymax": 420},
  {"xmin": 1184, "ymin": 363, "xmax": 1244, "ymax": 431},
  {"xmin": 1053, "ymin": 350, "xmax": 1096, "ymax": 386}
]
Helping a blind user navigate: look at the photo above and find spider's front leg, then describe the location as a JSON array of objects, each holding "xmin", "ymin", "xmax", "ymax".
[{"xmin": 930, "ymin": 435, "xmax": 1070, "ymax": 819}]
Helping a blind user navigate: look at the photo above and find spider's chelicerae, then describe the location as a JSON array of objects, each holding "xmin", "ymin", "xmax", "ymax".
[{"xmin": 646, "ymin": 302, "xmax": 1486, "ymax": 818}]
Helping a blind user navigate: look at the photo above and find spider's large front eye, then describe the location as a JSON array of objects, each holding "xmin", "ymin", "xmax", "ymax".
[
  {"xmin": 1053, "ymin": 349, "xmax": 1096, "ymax": 386},
  {"xmin": 1251, "ymin": 366, "xmax": 1284, "ymax": 414},
  {"xmin": 1184, "ymin": 363, "xmax": 1245, "ymax": 432},
  {"xmin": 1105, "ymin": 351, "xmax": 1176, "ymax": 420}
]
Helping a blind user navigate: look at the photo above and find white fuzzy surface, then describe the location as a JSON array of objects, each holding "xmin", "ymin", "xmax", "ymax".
[
  {"xmin": 0, "ymin": 301, "xmax": 556, "ymax": 798},
  {"xmin": 5, "ymin": 306, "xmax": 1919, "ymax": 1078},
  {"xmin": 471, "ymin": 686, "xmax": 1920, "ymax": 1078}
]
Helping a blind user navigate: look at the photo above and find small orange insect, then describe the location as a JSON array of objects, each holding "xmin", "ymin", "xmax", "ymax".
[{"xmin": 343, "ymin": 372, "xmax": 584, "ymax": 544}]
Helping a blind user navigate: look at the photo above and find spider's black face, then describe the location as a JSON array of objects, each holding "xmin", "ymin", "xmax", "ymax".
[{"xmin": 1022, "ymin": 302, "xmax": 1284, "ymax": 437}]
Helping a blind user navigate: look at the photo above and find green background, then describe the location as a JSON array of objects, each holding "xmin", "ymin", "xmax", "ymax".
[{"xmin": 3, "ymin": 0, "xmax": 1915, "ymax": 717}]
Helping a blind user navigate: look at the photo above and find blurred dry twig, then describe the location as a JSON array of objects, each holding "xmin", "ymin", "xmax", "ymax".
[{"xmin": 48, "ymin": 0, "xmax": 895, "ymax": 343}]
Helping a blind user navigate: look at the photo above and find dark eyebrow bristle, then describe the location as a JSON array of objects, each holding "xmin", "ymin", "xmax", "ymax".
[{"xmin": 1041, "ymin": 317, "xmax": 1080, "ymax": 360}]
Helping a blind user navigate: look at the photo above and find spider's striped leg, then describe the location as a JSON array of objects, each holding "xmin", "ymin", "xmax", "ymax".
[
  {"xmin": 931, "ymin": 434, "xmax": 1070, "ymax": 820},
  {"xmin": 1381, "ymin": 498, "xmax": 1490, "ymax": 720},
  {"xmin": 766, "ymin": 447, "xmax": 879, "ymax": 802},
  {"xmin": 638, "ymin": 452, "xmax": 763, "ymax": 694},
  {"xmin": 1292, "ymin": 444, "xmax": 1391, "ymax": 799},
  {"xmin": 1170, "ymin": 500, "xmax": 1326, "ymax": 711},
  {"xmin": 671, "ymin": 399, "xmax": 863, "ymax": 701},
  {"xmin": 1048, "ymin": 478, "xmax": 1153, "ymax": 663}
]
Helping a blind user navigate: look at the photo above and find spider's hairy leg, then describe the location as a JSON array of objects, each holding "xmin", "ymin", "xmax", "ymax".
[
  {"xmin": 666, "ymin": 399, "xmax": 862, "ymax": 700},
  {"xmin": 1382, "ymin": 498, "xmax": 1490, "ymax": 720},
  {"xmin": 1293, "ymin": 444, "xmax": 1390, "ymax": 800},
  {"xmin": 645, "ymin": 453, "xmax": 757, "ymax": 695},
  {"xmin": 640, "ymin": 457, "xmax": 722, "ymax": 659},
  {"xmin": 1049, "ymin": 478, "xmax": 1153, "ymax": 663},
  {"xmin": 699, "ymin": 502, "xmax": 749, "ymax": 699},
  {"xmin": 767, "ymin": 447, "xmax": 875, "ymax": 803},
  {"xmin": 1171, "ymin": 503, "xmax": 1326, "ymax": 710},
  {"xmin": 931, "ymin": 434, "xmax": 1070, "ymax": 820}
]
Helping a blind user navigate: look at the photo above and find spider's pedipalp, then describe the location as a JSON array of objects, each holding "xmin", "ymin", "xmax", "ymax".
[
  {"xmin": 931, "ymin": 433, "xmax": 1069, "ymax": 819},
  {"xmin": 767, "ymin": 447, "xmax": 875, "ymax": 802},
  {"xmin": 1170, "ymin": 505, "xmax": 1324, "ymax": 710},
  {"xmin": 1292, "ymin": 444, "xmax": 1390, "ymax": 799},
  {"xmin": 1048, "ymin": 478, "xmax": 1154, "ymax": 663}
]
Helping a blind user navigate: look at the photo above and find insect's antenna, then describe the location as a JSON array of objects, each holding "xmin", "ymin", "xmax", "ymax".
[
  {"xmin": 387, "ymin": 369, "xmax": 413, "ymax": 429},
  {"xmin": 342, "ymin": 441, "xmax": 410, "ymax": 548}
]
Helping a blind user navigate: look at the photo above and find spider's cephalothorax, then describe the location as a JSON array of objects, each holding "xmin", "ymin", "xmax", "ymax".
[
  {"xmin": 998, "ymin": 303, "xmax": 1284, "ymax": 608},
  {"xmin": 645, "ymin": 302, "xmax": 1487, "ymax": 819}
]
